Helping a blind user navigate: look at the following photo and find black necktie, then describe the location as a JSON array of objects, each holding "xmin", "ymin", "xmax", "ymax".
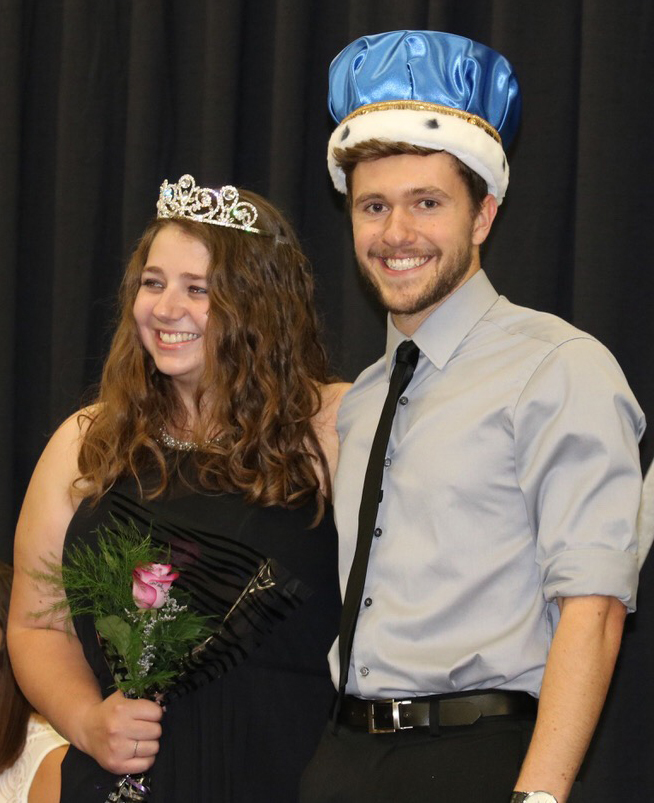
[{"xmin": 336, "ymin": 340, "xmax": 420, "ymax": 707}]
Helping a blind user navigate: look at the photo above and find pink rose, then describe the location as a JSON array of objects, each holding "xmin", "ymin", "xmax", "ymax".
[{"xmin": 132, "ymin": 563, "xmax": 179, "ymax": 609}]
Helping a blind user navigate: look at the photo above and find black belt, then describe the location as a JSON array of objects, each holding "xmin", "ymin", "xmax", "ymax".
[{"xmin": 338, "ymin": 690, "xmax": 537, "ymax": 734}]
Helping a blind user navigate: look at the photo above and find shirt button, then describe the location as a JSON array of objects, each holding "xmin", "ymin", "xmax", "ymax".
[
  {"xmin": 374, "ymin": 528, "xmax": 382, "ymax": 537},
  {"xmin": 399, "ymin": 396, "xmax": 408, "ymax": 405},
  {"xmin": 364, "ymin": 597, "xmax": 373, "ymax": 607},
  {"xmin": 384, "ymin": 457, "xmax": 392, "ymax": 467},
  {"xmin": 360, "ymin": 666, "xmax": 370, "ymax": 677}
]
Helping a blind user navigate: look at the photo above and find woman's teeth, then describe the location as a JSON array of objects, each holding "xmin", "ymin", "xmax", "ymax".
[{"xmin": 159, "ymin": 332, "xmax": 200, "ymax": 344}]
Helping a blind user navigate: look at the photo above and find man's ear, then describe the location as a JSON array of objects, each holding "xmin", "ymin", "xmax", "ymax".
[{"xmin": 472, "ymin": 194, "xmax": 498, "ymax": 246}]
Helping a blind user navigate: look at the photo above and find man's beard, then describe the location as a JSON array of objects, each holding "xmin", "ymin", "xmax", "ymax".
[{"xmin": 357, "ymin": 238, "xmax": 474, "ymax": 316}]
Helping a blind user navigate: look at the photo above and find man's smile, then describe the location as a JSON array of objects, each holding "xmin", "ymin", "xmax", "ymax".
[{"xmin": 379, "ymin": 256, "xmax": 433, "ymax": 272}]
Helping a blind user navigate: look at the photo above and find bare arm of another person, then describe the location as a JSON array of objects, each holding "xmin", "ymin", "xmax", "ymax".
[
  {"xmin": 514, "ymin": 594, "xmax": 626, "ymax": 802},
  {"xmin": 8, "ymin": 412, "xmax": 163, "ymax": 776},
  {"xmin": 27, "ymin": 744, "xmax": 68, "ymax": 803}
]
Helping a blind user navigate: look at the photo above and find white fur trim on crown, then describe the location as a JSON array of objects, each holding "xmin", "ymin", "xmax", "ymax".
[{"xmin": 327, "ymin": 108, "xmax": 509, "ymax": 203}]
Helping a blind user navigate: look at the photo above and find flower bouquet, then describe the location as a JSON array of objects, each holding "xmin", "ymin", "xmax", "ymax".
[
  {"xmin": 34, "ymin": 515, "xmax": 312, "ymax": 801},
  {"xmin": 35, "ymin": 523, "xmax": 211, "ymax": 800}
]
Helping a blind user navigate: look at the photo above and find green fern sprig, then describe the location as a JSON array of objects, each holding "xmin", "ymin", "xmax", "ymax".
[{"xmin": 31, "ymin": 518, "xmax": 211, "ymax": 697}]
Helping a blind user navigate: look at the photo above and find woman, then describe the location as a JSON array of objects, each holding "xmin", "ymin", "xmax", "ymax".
[
  {"xmin": 0, "ymin": 562, "xmax": 67, "ymax": 802},
  {"xmin": 8, "ymin": 176, "xmax": 349, "ymax": 802}
]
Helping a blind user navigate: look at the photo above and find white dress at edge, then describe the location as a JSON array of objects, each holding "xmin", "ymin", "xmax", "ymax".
[
  {"xmin": 0, "ymin": 716, "xmax": 67, "ymax": 802},
  {"xmin": 637, "ymin": 460, "xmax": 654, "ymax": 569}
]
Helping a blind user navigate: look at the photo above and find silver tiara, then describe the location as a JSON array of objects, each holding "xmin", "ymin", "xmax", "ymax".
[{"xmin": 156, "ymin": 174, "xmax": 266, "ymax": 235}]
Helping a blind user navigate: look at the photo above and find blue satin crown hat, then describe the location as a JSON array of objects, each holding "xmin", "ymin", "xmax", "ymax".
[{"xmin": 327, "ymin": 30, "xmax": 521, "ymax": 203}]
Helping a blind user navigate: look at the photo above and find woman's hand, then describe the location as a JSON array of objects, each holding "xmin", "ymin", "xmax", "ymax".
[{"xmin": 77, "ymin": 690, "xmax": 163, "ymax": 775}]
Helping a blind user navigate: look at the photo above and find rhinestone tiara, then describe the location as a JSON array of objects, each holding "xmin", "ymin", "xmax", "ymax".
[{"xmin": 156, "ymin": 174, "xmax": 266, "ymax": 235}]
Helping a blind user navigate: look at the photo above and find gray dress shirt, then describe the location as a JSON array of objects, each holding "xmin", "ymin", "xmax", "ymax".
[
  {"xmin": 637, "ymin": 461, "xmax": 654, "ymax": 569},
  {"xmin": 331, "ymin": 270, "xmax": 645, "ymax": 699}
]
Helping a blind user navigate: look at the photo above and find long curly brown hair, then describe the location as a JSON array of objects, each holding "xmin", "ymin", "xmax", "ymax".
[
  {"xmin": 77, "ymin": 189, "xmax": 333, "ymax": 519},
  {"xmin": 0, "ymin": 562, "xmax": 32, "ymax": 773}
]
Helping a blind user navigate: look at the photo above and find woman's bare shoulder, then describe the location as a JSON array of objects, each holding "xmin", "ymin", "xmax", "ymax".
[
  {"xmin": 316, "ymin": 382, "xmax": 351, "ymax": 427},
  {"xmin": 63, "ymin": 403, "xmax": 101, "ymax": 435},
  {"xmin": 46, "ymin": 403, "xmax": 100, "ymax": 446},
  {"xmin": 15, "ymin": 404, "xmax": 101, "ymax": 551},
  {"xmin": 312, "ymin": 383, "xmax": 351, "ymax": 488}
]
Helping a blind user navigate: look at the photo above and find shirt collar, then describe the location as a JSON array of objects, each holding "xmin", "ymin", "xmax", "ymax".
[{"xmin": 384, "ymin": 270, "xmax": 499, "ymax": 376}]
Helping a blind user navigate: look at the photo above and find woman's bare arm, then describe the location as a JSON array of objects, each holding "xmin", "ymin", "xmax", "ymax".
[{"xmin": 8, "ymin": 412, "xmax": 162, "ymax": 775}]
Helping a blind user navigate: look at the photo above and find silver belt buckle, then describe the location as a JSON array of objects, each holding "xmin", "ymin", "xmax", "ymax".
[{"xmin": 367, "ymin": 699, "xmax": 411, "ymax": 733}]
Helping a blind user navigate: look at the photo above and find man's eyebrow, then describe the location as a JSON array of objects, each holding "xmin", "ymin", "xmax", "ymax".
[
  {"xmin": 353, "ymin": 186, "xmax": 451, "ymax": 206},
  {"xmin": 353, "ymin": 192, "xmax": 387, "ymax": 206},
  {"xmin": 405, "ymin": 186, "xmax": 451, "ymax": 199}
]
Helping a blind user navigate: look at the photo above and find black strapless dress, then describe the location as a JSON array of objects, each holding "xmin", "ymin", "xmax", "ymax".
[{"xmin": 60, "ymin": 470, "xmax": 340, "ymax": 803}]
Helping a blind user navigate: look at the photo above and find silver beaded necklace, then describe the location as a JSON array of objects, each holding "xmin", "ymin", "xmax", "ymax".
[{"xmin": 158, "ymin": 427, "xmax": 223, "ymax": 452}]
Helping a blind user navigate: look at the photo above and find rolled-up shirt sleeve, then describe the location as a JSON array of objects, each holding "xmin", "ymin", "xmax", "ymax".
[{"xmin": 514, "ymin": 337, "xmax": 645, "ymax": 611}]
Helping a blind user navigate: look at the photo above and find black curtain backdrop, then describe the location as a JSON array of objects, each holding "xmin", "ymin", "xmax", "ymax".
[{"xmin": 1, "ymin": 0, "xmax": 653, "ymax": 797}]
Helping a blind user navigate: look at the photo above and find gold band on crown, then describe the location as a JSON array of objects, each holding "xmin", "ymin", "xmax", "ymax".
[
  {"xmin": 341, "ymin": 100, "xmax": 501, "ymax": 144},
  {"xmin": 157, "ymin": 175, "xmax": 267, "ymax": 235}
]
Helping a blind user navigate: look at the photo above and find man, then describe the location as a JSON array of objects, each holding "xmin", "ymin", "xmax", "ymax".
[{"xmin": 300, "ymin": 31, "xmax": 645, "ymax": 803}]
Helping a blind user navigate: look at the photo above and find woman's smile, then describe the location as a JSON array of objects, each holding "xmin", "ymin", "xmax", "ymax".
[{"xmin": 157, "ymin": 330, "xmax": 202, "ymax": 345}]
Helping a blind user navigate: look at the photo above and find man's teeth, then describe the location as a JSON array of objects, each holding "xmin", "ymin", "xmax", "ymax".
[
  {"xmin": 383, "ymin": 256, "xmax": 430, "ymax": 271},
  {"xmin": 159, "ymin": 332, "xmax": 200, "ymax": 344}
]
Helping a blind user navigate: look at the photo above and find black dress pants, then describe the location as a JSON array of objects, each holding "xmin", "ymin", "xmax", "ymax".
[{"xmin": 300, "ymin": 715, "xmax": 582, "ymax": 803}]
